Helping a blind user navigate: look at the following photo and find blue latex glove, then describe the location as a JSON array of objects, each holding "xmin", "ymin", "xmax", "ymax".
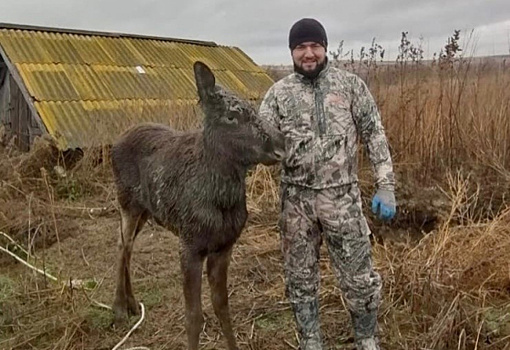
[{"xmin": 371, "ymin": 189, "xmax": 396, "ymax": 221}]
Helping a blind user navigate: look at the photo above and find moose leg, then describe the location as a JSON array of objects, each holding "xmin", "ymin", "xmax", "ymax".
[
  {"xmin": 181, "ymin": 247, "xmax": 205, "ymax": 350},
  {"xmin": 207, "ymin": 246, "xmax": 238, "ymax": 350},
  {"xmin": 125, "ymin": 212, "xmax": 148, "ymax": 315},
  {"xmin": 113, "ymin": 209, "xmax": 147, "ymax": 325}
]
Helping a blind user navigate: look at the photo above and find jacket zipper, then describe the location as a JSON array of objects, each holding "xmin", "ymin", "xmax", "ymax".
[{"xmin": 313, "ymin": 81, "xmax": 326, "ymax": 137}]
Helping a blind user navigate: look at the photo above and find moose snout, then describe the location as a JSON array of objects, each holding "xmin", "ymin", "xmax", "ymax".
[
  {"xmin": 257, "ymin": 121, "xmax": 286, "ymax": 165},
  {"xmin": 273, "ymin": 147, "xmax": 285, "ymax": 161},
  {"xmin": 271, "ymin": 131, "xmax": 286, "ymax": 162}
]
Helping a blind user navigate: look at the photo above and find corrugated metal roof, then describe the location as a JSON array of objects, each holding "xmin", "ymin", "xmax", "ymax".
[
  {"xmin": 0, "ymin": 23, "xmax": 273, "ymax": 150},
  {"xmin": 35, "ymin": 99, "xmax": 201, "ymax": 149}
]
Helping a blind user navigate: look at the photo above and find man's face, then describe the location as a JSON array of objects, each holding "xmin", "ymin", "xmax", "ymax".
[{"xmin": 292, "ymin": 41, "xmax": 326, "ymax": 73}]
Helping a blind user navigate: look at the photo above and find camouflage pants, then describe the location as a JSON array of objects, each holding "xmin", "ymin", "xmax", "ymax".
[{"xmin": 279, "ymin": 183, "xmax": 382, "ymax": 349}]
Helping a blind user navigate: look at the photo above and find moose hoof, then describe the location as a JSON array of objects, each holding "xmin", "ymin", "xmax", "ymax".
[
  {"xmin": 112, "ymin": 309, "xmax": 129, "ymax": 328},
  {"xmin": 112, "ymin": 300, "xmax": 130, "ymax": 328},
  {"xmin": 127, "ymin": 297, "xmax": 140, "ymax": 316}
]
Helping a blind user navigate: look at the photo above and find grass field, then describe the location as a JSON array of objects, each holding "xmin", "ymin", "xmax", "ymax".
[{"xmin": 1, "ymin": 35, "xmax": 510, "ymax": 349}]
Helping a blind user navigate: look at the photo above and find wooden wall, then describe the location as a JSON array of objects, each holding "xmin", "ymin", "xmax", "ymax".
[{"xmin": 0, "ymin": 65, "xmax": 43, "ymax": 151}]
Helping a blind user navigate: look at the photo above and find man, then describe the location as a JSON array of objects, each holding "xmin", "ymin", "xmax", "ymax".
[{"xmin": 259, "ymin": 18, "xmax": 396, "ymax": 350}]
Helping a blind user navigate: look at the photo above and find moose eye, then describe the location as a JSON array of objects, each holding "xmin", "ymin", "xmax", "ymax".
[
  {"xmin": 224, "ymin": 114, "xmax": 238, "ymax": 124},
  {"xmin": 224, "ymin": 103, "xmax": 244, "ymax": 124}
]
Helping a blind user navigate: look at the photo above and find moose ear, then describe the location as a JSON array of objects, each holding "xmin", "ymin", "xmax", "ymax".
[{"xmin": 193, "ymin": 61, "xmax": 216, "ymax": 101}]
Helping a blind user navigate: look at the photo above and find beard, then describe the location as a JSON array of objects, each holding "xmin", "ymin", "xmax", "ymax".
[{"xmin": 294, "ymin": 56, "xmax": 328, "ymax": 80}]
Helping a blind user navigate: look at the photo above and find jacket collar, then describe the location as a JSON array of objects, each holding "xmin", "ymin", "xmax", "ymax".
[{"xmin": 294, "ymin": 60, "xmax": 331, "ymax": 85}]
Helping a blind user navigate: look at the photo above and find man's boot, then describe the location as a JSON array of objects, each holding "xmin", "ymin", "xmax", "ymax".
[
  {"xmin": 292, "ymin": 298, "xmax": 323, "ymax": 350},
  {"xmin": 351, "ymin": 310, "xmax": 380, "ymax": 350},
  {"xmin": 355, "ymin": 336, "xmax": 380, "ymax": 350}
]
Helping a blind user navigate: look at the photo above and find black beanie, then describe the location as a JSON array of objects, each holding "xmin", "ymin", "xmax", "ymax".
[{"xmin": 288, "ymin": 18, "xmax": 328, "ymax": 51}]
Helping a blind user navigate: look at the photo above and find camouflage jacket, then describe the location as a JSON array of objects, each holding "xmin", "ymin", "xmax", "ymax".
[{"xmin": 259, "ymin": 63, "xmax": 395, "ymax": 191}]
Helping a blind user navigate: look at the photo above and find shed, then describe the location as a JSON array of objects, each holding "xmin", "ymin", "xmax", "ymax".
[{"xmin": 0, "ymin": 23, "xmax": 274, "ymax": 151}]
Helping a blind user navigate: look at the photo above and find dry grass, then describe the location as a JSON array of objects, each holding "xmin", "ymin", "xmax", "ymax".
[
  {"xmin": 1, "ymin": 49, "xmax": 510, "ymax": 349},
  {"xmin": 376, "ymin": 60, "xmax": 510, "ymax": 183}
]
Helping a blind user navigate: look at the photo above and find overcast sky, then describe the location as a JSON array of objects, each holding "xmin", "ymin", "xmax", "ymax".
[{"xmin": 2, "ymin": 0, "xmax": 509, "ymax": 65}]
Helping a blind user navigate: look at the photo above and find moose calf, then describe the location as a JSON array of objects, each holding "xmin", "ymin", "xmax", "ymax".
[{"xmin": 111, "ymin": 61, "xmax": 284, "ymax": 350}]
